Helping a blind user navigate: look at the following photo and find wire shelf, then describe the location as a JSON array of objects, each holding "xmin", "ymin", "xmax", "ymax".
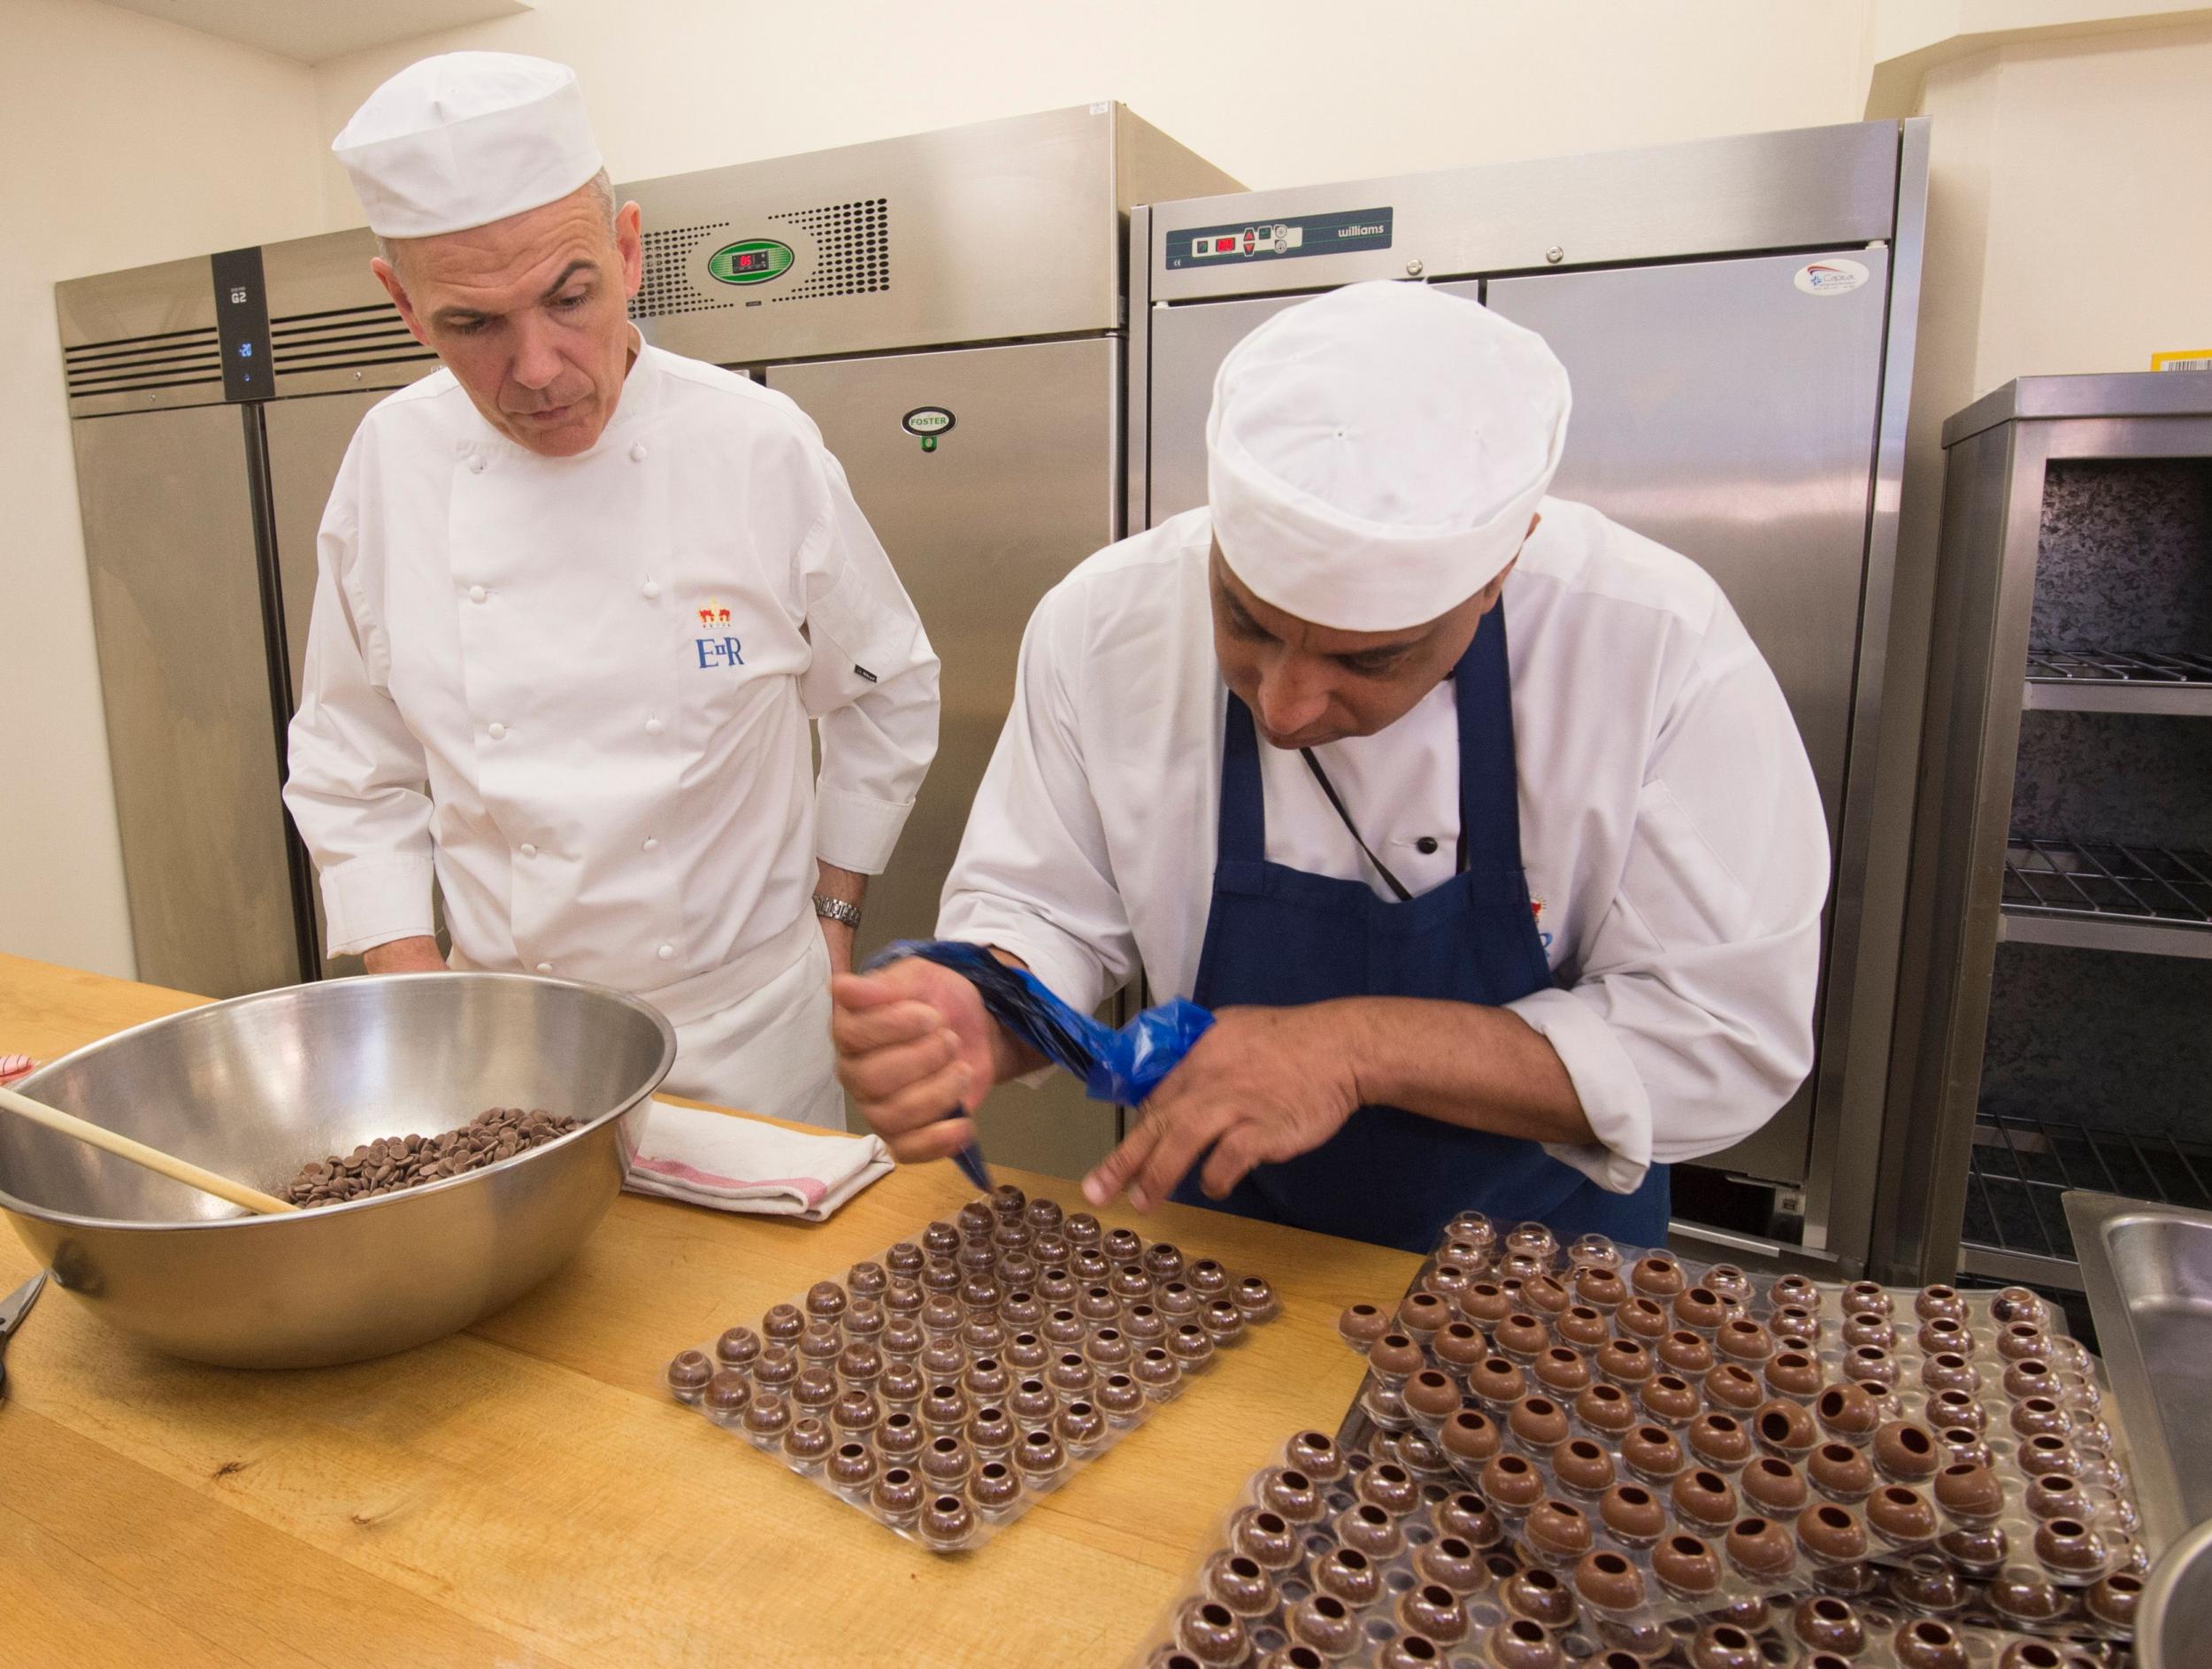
[
  {"xmin": 2025, "ymin": 648, "xmax": 2212, "ymax": 686},
  {"xmin": 1962, "ymin": 1111, "xmax": 2212, "ymax": 1285},
  {"xmin": 2003, "ymin": 835, "xmax": 2212, "ymax": 927}
]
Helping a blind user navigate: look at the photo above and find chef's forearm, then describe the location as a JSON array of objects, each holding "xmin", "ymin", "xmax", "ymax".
[
  {"xmin": 1332, "ymin": 996, "xmax": 1594, "ymax": 1147},
  {"xmin": 815, "ymin": 860, "xmax": 867, "ymax": 911}
]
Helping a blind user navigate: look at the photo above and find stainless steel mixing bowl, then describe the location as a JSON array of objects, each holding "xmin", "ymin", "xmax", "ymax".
[{"xmin": 0, "ymin": 973, "xmax": 674, "ymax": 1368}]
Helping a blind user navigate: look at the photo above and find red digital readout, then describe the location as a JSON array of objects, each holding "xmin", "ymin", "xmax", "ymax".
[{"xmin": 1215, "ymin": 236, "xmax": 1237, "ymax": 252}]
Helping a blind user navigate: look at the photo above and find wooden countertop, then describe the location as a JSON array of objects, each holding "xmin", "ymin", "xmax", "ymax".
[{"xmin": 0, "ymin": 953, "xmax": 1418, "ymax": 1667}]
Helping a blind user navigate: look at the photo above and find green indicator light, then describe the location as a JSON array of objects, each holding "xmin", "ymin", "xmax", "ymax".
[
  {"xmin": 920, "ymin": 435, "xmax": 937, "ymax": 452},
  {"xmin": 705, "ymin": 239, "xmax": 795, "ymax": 286}
]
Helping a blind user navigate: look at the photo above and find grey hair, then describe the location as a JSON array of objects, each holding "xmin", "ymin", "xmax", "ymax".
[{"xmin": 375, "ymin": 167, "xmax": 619, "ymax": 268}]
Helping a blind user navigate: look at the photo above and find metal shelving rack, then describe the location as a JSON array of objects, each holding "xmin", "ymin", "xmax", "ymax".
[{"xmin": 1879, "ymin": 372, "xmax": 2212, "ymax": 1288}]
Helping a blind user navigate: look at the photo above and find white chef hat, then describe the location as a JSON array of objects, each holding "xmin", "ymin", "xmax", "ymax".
[
  {"xmin": 1206, "ymin": 281, "xmax": 1571, "ymax": 633},
  {"xmin": 332, "ymin": 52, "xmax": 604, "ymax": 239}
]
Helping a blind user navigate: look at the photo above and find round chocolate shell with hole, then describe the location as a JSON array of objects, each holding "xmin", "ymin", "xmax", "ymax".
[
  {"xmin": 1571, "ymin": 1385, "xmax": 1634, "ymax": 1438},
  {"xmin": 1500, "ymin": 1565, "xmax": 1574, "ymax": 1627},
  {"xmin": 1551, "ymin": 1437, "xmax": 1616, "ymax": 1495},
  {"xmin": 1937, "ymin": 1427, "xmax": 1991, "ymax": 1469},
  {"xmin": 1659, "ymin": 1329, "xmax": 1718, "ymax": 1376},
  {"xmin": 2032, "ymin": 1517, "xmax": 2108, "ymax": 1577},
  {"xmin": 1688, "ymin": 1413, "xmax": 1752, "ymax": 1470},
  {"xmin": 2003, "ymin": 1358, "xmax": 2057, "ymax": 1399},
  {"xmin": 1842, "ymin": 1311, "xmax": 1898, "ymax": 1351},
  {"xmin": 1815, "ymin": 1381, "xmax": 1881, "ymax": 1440},
  {"xmin": 665, "ymin": 1350, "xmax": 713, "ymax": 1400},
  {"xmin": 1640, "ymin": 1373, "xmax": 1701, "ymax": 1424},
  {"xmin": 1671, "ymin": 1466, "xmax": 1739, "ymax": 1527},
  {"xmin": 1808, "ymin": 1442, "xmax": 1876, "ymax": 1501},
  {"xmin": 1366, "ymin": 1332, "xmax": 1425, "ymax": 1381},
  {"xmin": 1741, "ymin": 1456, "xmax": 1809, "ymax": 1514},
  {"xmin": 1916, "ymin": 1315, "xmax": 1970, "ymax": 1356},
  {"xmin": 1509, "ymin": 1395, "xmax": 1571, "ymax": 1450},
  {"xmin": 1761, "ymin": 1350, "xmax": 1824, "ymax": 1398},
  {"xmin": 1920, "ymin": 1352, "xmax": 1978, "ymax": 1395},
  {"xmin": 1482, "ymin": 1453, "xmax": 1546, "ymax": 1511},
  {"xmin": 1517, "ymin": 1273, "xmax": 1570, "ymax": 1317},
  {"xmin": 1621, "ymin": 1423, "xmax": 1686, "ymax": 1481},
  {"xmin": 1203, "ymin": 1550, "xmax": 1279, "ymax": 1619},
  {"xmin": 1440, "ymin": 1408, "xmax": 1502, "ymax": 1465},
  {"xmin": 1258, "ymin": 1465, "xmax": 1325, "ymax": 1525},
  {"xmin": 1672, "ymin": 1287, "xmax": 1726, "ymax": 1332},
  {"xmin": 2016, "ymin": 1434, "xmax": 2081, "ymax": 1479},
  {"xmin": 1404, "ymin": 1368, "xmax": 1463, "ymax": 1420},
  {"xmin": 1893, "ymin": 1619, "xmax": 1970, "ymax": 1669},
  {"xmin": 1688, "ymin": 1624, "xmax": 1763, "ymax": 1669},
  {"xmin": 1754, "ymin": 1399, "xmax": 1819, "ymax": 1458},
  {"xmin": 1717, "ymin": 1319, "xmax": 1775, "ymax": 1364},
  {"xmin": 1492, "ymin": 1311, "xmax": 1549, "ymax": 1358},
  {"xmin": 1873, "ymin": 1420, "xmax": 1940, "ymax": 1481},
  {"xmin": 1985, "ymin": 1565, "xmax": 2068, "ymax": 1624},
  {"xmin": 1844, "ymin": 1345, "xmax": 1900, "ymax": 1388},
  {"xmin": 1338, "ymin": 1303, "xmax": 1390, "ymax": 1347},
  {"xmin": 1434, "ymin": 1321, "xmax": 1488, "ymax": 1369},
  {"xmin": 2008, "ymin": 1396, "xmax": 2071, "ymax": 1440},
  {"xmin": 1459, "ymin": 1281, "xmax": 1512, "ymax": 1326},
  {"xmin": 1588, "ymin": 1340, "xmax": 1648, "ymax": 1388},
  {"xmin": 1284, "ymin": 1429, "xmax": 1346, "ymax": 1484},
  {"xmin": 1399, "ymin": 1289, "xmax": 1451, "ymax": 1337},
  {"xmin": 1555, "ymin": 1304, "xmax": 1609, "ymax": 1350},
  {"xmin": 1997, "ymin": 1321, "xmax": 2054, "ymax": 1361},
  {"xmin": 1701, "ymin": 1363, "xmax": 1763, "ymax": 1414},
  {"xmin": 1358, "ymin": 1460, "xmax": 1422, "ymax": 1517},
  {"xmin": 1399, "ymin": 1581, "xmax": 1471, "ymax": 1644},
  {"xmin": 1434, "ymin": 1489, "xmax": 1502, "ymax": 1547},
  {"xmin": 1797, "ymin": 1503, "xmax": 1870, "ymax": 1564},
  {"xmin": 1415, "ymin": 1533, "xmax": 1485, "ymax": 1595},
  {"xmin": 1573, "ymin": 1550, "xmax": 1645, "ymax": 1614},
  {"xmin": 1792, "ymin": 1596, "xmax": 1865, "ymax": 1655},
  {"xmin": 1532, "ymin": 1347, "xmax": 1591, "ymax": 1395},
  {"xmin": 1524, "ymin": 1498, "xmax": 1594, "ymax": 1563},
  {"xmin": 1940, "ymin": 1524, "xmax": 2011, "ymax": 1570},
  {"xmin": 783, "ymin": 1417, "xmax": 833, "ymax": 1468},
  {"xmin": 1616, "ymin": 1296, "xmax": 1670, "ymax": 1342},
  {"xmin": 702, "ymin": 1370, "xmax": 752, "ymax": 1421},
  {"xmin": 1312, "ymin": 1544, "xmax": 1380, "ymax": 1608},
  {"xmin": 1485, "ymin": 1617, "xmax": 1565, "ymax": 1669},
  {"xmin": 2085, "ymin": 1569, "xmax": 2141, "ymax": 1628},
  {"xmin": 1992, "ymin": 1285, "xmax": 2047, "ymax": 1324},
  {"xmin": 1173, "ymin": 1599, "xmax": 1250, "ymax": 1665},
  {"xmin": 1469, "ymin": 1356, "xmax": 1527, "ymax": 1406},
  {"xmin": 2025, "ymin": 1473, "xmax": 2087, "ymax": 1520},
  {"xmin": 1725, "ymin": 1515, "xmax": 1797, "ymax": 1579},
  {"xmin": 741, "ymin": 1391, "xmax": 792, "ymax": 1441},
  {"xmin": 1654, "ymin": 1531, "xmax": 1724, "ymax": 1598},
  {"xmin": 1572, "ymin": 1265, "xmax": 1627, "ymax": 1310},
  {"xmin": 1286, "ymin": 1592, "xmax": 1359, "ymax": 1658},
  {"xmin": 1914, "ymin": 1285, "xmax": 1968, "ymax": 1323},
  {"xmin": 1335, "ymin": 1500, "xmax": 1406, "ymax": 1561},
  {"xmin": 871, "ymin": 1465, "xmax": 925, "ymax": 1525},
  {"xmin": 1629, "ymin": 1254, "xmax": 1687, "ymax": 1297}
]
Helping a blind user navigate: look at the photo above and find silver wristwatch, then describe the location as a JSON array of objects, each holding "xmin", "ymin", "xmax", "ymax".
[{"xmin": 811, "ymin": 893, "xmax": 863, "ymax": 929}]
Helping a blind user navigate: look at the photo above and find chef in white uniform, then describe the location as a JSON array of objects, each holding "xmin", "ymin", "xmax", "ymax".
[
  {"xmin": 831, "ymin": 281, "xmax": 1828, "ymax": 1249},
  {"xmin": 286, "ymin": 54, "xmax": 939, "ymax": 1127}
]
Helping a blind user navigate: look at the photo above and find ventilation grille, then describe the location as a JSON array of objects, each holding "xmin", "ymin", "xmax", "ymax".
[
  {"xmin": 767, "ymin": 197, "xmax": 889, "ymax": 302},
  {"xmin": 269, "ymin": 304, "xmax": 436, "ymax": 377},
  {"xmin": 65, "ymin": 326, "xmax": 223, "ymax": 398},
  {"xmin": 633, "ymin": 221, "xmax": 733, "ymax": 319}
]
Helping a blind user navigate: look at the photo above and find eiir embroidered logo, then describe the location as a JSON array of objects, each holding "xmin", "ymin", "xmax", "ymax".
[{"xmin": 694, "ymin": 597, "xmax": 743, "ymax": 669}]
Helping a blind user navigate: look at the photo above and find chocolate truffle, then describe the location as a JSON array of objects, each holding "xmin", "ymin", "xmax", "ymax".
[
  {"xmin": 1399, "ymin": 1582, "xmax": 1471, "ymax": 1644},
  {"xmin": 1552, "ymin": 1437, "xmax": 1616, "ymax": 1495},
  {"xmin": 1621, "ymin": 1423, "xmax": 1686, "ymax": 1481},
  {"xmin": 1469, "ymin": 1356, "xmax": 1528, "ymax": 1406},
  {"xmin": 1312, "ymin": 1544, "xmax": 1380, "ymax": 1608},
  {"xmin": 1434, "ymin": 1490, "xmax": 1502, "ymax": 1547},
  {"xmin": 1442, "ymin": 1409, "xmax": 1502, "ymax": 1465},
  {"xmin": 1658, "ymin": 1330, "xmax": 1718, "ymax": 1377},
  {"xmin": 1480, "ymin": 1454, "xmax": 1545, "ymax": 1512},
  {"xmin": 1892, "ymin": 1619, "xmax": 1969, "ymax": 1669},
  {"xmin": 1808, "ymin": 1442, "xmax": 1876, "ymax": 1501},
  {"xmin": 1793, "ymin": 1596, "xmax": 1864, "ymax": 1655},
  {"xmin": 1725, "ymin": 1515, "xmax": 1797, "ymax": 1579},
  {"xmin": 1532, "ymin": 1347, "xmax": 1592, "ymax": 1395},
  {"xmin": 1555, "ymin": 1304, "xmax": 1609, "ymax": 1350},
  {"xmin": 1509, "ymin": 1396, "xmax": 1571, "ymax": 1450},
  {"xmin": 1702, "ymin": 1363, "xmax": 1764, "ymax": 1414},
  {"xmin": 665, "ymin": 1350, "xmax": 712, "ymax": 1402},
  {"xmin": 1040, "ymin": 1308, "xmax": 1085, "ymax": 1348},
  {"xmin": 1070, "ymin": 1248, "xmax": 1110, "ymax": 1281},
  {"xmin": 1137, "ymin": 1238, "xmax": 1182, "ymax": 1281},
  {"xmin": 1524, "ymin": 1498, "xmax": 1594, "ymax": 1563},
  {"xmin": 1655, "ymin": 1532, "xmax": 1724, "ymax": 1598},
  {"xmin": 1796, "ymin": 1503, "xmax": 1869, "ymax": 1564},
  {"xmin": 1688, "ymin": 1413, "xmax": 1753, "ymax": 1470},
  {"xmin": 2032, "ymin": 1517, "xmax": 2108, "ymax": 1577},
  {"xmin": 1174, "ymin": 1600, "xmax": 1249, "ymax": 1666},
  {"xmin": 1572, "ymin": 1550, "xmax": 1645, "ymax": 1615},
  {"xmin": 1357, "ymin": 1461, "xmax": 1422, "ymax": 1516},
  {"xmin": 1813, "ymin": 1381, "xmax": 1880, "ymax": 1440},
  {"xmin": 1335, "ymin": 1500, "xmax": 1407, "ymax": 1561},
  {"xmin": 1435, "ymin": 1320, "xmax": 1489, "ymax": 1369},
  {"xmin": 1415, "ymin": 1534, "xmax": 1485, "ymax": 1595},
  {"xmin": 1741, "ymin": 1455, "xmax": 1809, "ymax": 1514},
  {"xmin": 1639, "ymin": 1373, "xmax": 1701, "ymax": 1425},
  {"xmin": 881, "ymin": 1319, "xmax": 926, "ymax": 1362},
  {"xmin": 1076, "ymin": 1284, "xmax": 1120, "ymax": 1323},
  {"xmin": 1671, "ymin": 1467, "xmax": 1740, "ymax": 1527}
]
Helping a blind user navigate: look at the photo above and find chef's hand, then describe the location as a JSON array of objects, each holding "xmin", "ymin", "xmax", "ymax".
[
  {"xmin": 364, "ymin": 935, "xmax": 446, "ymax": 974},
  {"xmin": 1082, "ymin": 1004, "xmax": 1363, "ymax": 1212},
  {"xmin": 832, "ymin": 959, "xmax": 1009, "ymax": 1164}
]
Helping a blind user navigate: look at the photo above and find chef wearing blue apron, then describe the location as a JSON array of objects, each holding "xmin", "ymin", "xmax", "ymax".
[{"xmin": 832, "ymin": 281, "xmax": 1830, "ymax": 1253}]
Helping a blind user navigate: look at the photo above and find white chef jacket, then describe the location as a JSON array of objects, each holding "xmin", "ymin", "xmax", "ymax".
[
  {"xmin": 939, "ymin": 500, "xmax": 1828, "ymax": 1193},
  {"xmin": 284, "ymin": 338, "xmax": 939, "ymax": 1026}
]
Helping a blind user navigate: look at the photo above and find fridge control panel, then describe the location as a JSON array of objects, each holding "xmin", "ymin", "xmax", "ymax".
[{"xmin": 1165, "ymin": 205, "xmax": 1393, "ymax": 271}]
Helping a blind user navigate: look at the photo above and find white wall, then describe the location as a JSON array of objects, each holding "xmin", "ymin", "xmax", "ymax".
[
  {"xmin": 0, "ymin": 0, "xmax": 325, "ymax": 978},
  {"xmin": 306, "ymin": 0, "xmax": 1876, "ymax": 219}
]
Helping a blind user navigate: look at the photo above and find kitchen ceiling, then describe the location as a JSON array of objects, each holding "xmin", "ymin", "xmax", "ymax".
[{"xmin": 98, "ymin": 0, "xmax": 533, "ymax": 66}]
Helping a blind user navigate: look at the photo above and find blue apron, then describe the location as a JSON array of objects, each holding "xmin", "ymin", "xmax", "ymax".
[{"xmin": 1176, "ymin": 604, "xmax": 1671, "ymax": 1254}]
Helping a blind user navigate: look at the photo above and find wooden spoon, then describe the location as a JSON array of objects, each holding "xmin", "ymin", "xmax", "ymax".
[{"xmin": 0, "ymin": 1083, "xmax": 296, "ymax": 1214}]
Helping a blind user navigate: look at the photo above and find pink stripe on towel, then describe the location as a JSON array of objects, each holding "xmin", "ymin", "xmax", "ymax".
[{"xmin": 629, "ymin": 1155, "xmax": 828, "ymax": 1208}]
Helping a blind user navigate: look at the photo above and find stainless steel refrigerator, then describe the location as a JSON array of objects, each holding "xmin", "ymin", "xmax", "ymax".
[
  {"xmin": 55, "ymin": 104, "xmax": 1237, "ymax": 1179},
  {"xmin": 1128, "ymin": 121, "xmax": 1931, "ymax": 1273}
]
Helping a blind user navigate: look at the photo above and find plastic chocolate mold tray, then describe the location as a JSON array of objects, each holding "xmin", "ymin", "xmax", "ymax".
[{"xmin": 664, "ymin": 1186, "xmax": 1279, "ymax": 1553}]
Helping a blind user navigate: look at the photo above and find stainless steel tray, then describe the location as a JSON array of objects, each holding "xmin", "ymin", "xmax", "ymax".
[{"xmin": 2065, "ymin": 1188, "xmax": 2212, "ymax": 1554}]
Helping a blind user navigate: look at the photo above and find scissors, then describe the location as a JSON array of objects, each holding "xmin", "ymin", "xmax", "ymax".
[{"xmin": 0, "ymin": 1271, "xmax": 46, "ymax": 1401}]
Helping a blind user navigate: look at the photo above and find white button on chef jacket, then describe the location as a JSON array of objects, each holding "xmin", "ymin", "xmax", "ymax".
[
  {"xmin": 939, "ymin": 501, "xmax": 1829, "ymax": 1196},
  {"xmin": 284, "ymin": 339, "xmax": 941, "ymax": 1021}
]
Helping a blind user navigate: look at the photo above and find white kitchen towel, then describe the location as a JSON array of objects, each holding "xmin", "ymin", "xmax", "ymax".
[{"xmin": 622, "ymin": 1099, "xmax": 892, "ymax": 1222}]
